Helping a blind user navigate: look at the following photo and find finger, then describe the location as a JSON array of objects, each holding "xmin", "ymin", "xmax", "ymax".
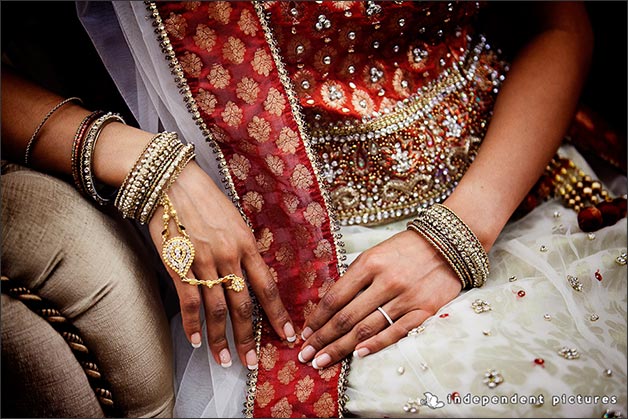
[
  {"xmin": 301, "ymin": 258, "xmax": 373, "ymax": 340},
  {"xmin": 242, "ymin": 250, "xmax": 296, "ymax": 343},
  {"xmin": 298, "ymin": 285, "xmax": 389, "ymax": 363},
  {"xmin": 301, "ymin": 306, "xmax": 390, "ymax": 369},
  {"xmin": 200, "ymin": 274, "xmax": 231, "ymax": 367},
  {"xmin": 149, "ymin": 204, "xmax": 204, "ymax": 348},
  {"xmin": 172, "ymin": 276, "xmax": 204, "ymax": 348},
  {"xmin": 221, "ymin": 267, "xmax": 258, "ymax": 371},
  {"xmin": 354, "ymin": 308, "xmax": 432, "ymax": 357}
]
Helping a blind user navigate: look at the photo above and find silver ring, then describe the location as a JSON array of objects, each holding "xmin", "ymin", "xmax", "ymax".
[{"xmin": 377, "ymin": 306, "xmax": 394, "ymax": 326}]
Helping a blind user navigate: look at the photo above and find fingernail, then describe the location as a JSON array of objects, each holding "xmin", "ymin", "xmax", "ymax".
[
  {"xmin": 352, "ymin": 347, "xmax": 370, "ymax": 358},
  {"xmin": 301, "ymin": 326, "xmax": 313, "ymax": 341},
  {"xmin": 191, "ymin": 332, "xmax": 202, "ymax": 349},
  {"xmin": 284, "ymin": 322, "xmax": 297, "ymax": 343},
  {"xmin": 297, "ymin": 345, "xmax": 316, "ymax": 363},
  {"xmin": 312, "ymin": 353, "xmax": 331, "ymax": 370},
  {"xmin": 246, "ymin": 349, "xmax": 258, "ymax": 370},
  {"xmin": 219, "ymin": 348, "xmax": 232, "ymax": 368}
]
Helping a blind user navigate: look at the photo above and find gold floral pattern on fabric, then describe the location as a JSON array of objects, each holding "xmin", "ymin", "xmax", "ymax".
[
  {"xmin": 183, "ymin": 1, "xmax": 200, "ymax": 11},
  {"xmin": 247, "ymin": 116, "xmax": 271, "ymax": 143},
  {"xmin": 238, "ymin": 8, "xmax": 259, "ymax": 36},
  {"xmin": 221, "ymin": 101, "xmax": 242, "ymax": 127},
  {"xmin": 314, "ymin": 239, "xmax": 333, "ymax": 260},
  {"xmin": 180, "ymin": 51, "xmax": 202, "ymax": 77},
  {"xmin": 256, "ymin": 227, "xmax": 274, "ymax": 253},
  {"xmin": 290, "ymin": 164, "xmax": 313, "ymax": 190},
  {"xmin": 229, "ymin": 154, "xmax": 250, "ymax": 180},
  {"xmin": 252, "ymin": 49, "xmax": 273, "ymax": 77},
  {"xmin": 300, "ymin": 263, "xmax": 317, "ymax": 288},
  {"xmin": 282, "ymin": 193, "xmax": 299, "ymax": 214},
  {"xmin": 196, "ymin": 88, "xmax": 217, "ymax": 115},
  {"xmin": 207, "ymin": 1, "xmax": 232, "ymax": 25},
  {"xmin": 304, "ymin": 202, "xmax": 325, "ymax": 227},
  {"xmin": 319, "ymin": 364, "xmax": 340, "ymax": 382},
  {"xmin": 236, "ymin": 77, "xmax": 260, "ymax": 104},
  {"xmin": 223, "ymin": 36, "xmax": 246, "ymax": 64},
  {"xmin": 270, "ymin": 397, "xmax": 293, "ymax": 418},
  {"xmin": 164, "ymin": 12, "xmax": 187, "ymax": 40},
  {"xmin": 208, "ymin": 63, "xmax": 231, "ymax": 89},
  {"xmin": 314, "ymin": 393, "xmax": 336, "ymax": 417},
  {"xmin": 295, "ymin": 375, "xmax": 314, "ymax": 402},
  {"xmin": 193, "ymin": 24, "xmax": 217, "ymax": 51},
  {"xmin": 275, "ymin": 244, "xmax": 295, "ymax": 266},
  {"xmin": 303, "ymin": 300, "xmax": 316, "ymax": 320},
  {"xmin": 278, "ymin": 361, "xmax": 298, "ymax": 385},
  {"xmin": 265, "ymin": 155, "xmax": 285, "ymax": 176},
  {"xmin": 264, "ymin": 87, "xmax": 286, "ymax": 115},
  {"xmin": 260, "ymin": 343, "xmax": 279, "ymax": 371},
  {"xmin": 256, "ymin": 381, "xmax": 275, "ymax": 409},
  {"xmin": 276, "ymin": 127, "xmax": 298, "ymax": 154},
  {"xmin": 243, "ymin": 191, "xmax": 264, "ymax": 213}
]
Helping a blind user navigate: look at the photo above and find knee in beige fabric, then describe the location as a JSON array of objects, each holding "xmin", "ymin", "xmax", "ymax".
[{"xmin": 1, "ymin": 164, "xmax": 175, "ymax": 417}]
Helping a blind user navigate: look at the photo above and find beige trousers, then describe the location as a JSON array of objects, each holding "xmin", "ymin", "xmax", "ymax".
[{"xmin": 1, "ymin": 163, "xmax": 175, "ymax": 417}]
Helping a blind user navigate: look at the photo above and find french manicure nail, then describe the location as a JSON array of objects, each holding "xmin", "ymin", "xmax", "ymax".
[
  {"xmin": 246, "ymin": 349, "xmax": 258, "ymax": 370},
  {"xmin": 297, "ymin": 345, "xmax": 316, "ymax": 363},
  {"xmin": 352, "ymin": 347, "xmax": 370, "ymax": 358},
  {"xmin": 284, "ymin": 322, "xmax": 297, "ymax": 343},
  {"xmin": 191, "ymin": 332, "xmax": 202, "ymax": 349},
  {"xmin": 219, "ymin": 348, "xmax": 232, "ymax": 368},
  {"xmin": 312, "ymin": 353, "xmax": 331, "ymax": 370},
  {"xmin": 301, "ymin": 326, "xmax": 313, "ymax": 341}
]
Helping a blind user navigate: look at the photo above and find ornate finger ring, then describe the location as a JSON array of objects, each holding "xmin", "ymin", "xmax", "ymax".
[
  {"xmin": 181, "ymin": 277, "xmax": 220, "ymax": 288},
  {"xmin": 221, "ymin": 274, "xmax": 246, "ymax": 293},
  {"xmin": 377, "ymin": 306, "xmax": 394, "ymax": 326},
  {"xmin": 160, "ymin": 194, "xmax": 196, "ymax": 281}
]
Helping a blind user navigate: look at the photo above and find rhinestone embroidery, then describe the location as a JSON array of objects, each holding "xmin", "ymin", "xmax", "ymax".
[
  {"xmin": 483, "ymin": 369, "xmax": 504, "ymax": 388},
  {"xmin": 558, "ymin": 346, "xmax": 581, "ymax": 360},
  {"xmin": 471, "ymin": 299, "xmax": 492, "ymax": 314}
]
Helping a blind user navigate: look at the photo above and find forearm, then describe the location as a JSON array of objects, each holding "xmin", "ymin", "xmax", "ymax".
[
  {"xmin": 444, "ymin": 2, "xmax": 593, "ymax": 250},
  {"xmin": 1, "ymin": 69, "xmax": 152, "ymax": 187}
]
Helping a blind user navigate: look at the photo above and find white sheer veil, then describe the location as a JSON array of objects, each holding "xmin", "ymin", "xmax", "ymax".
[{"xmin": 77, "ymin": 2, "xmax": 247, "ymax": 417}]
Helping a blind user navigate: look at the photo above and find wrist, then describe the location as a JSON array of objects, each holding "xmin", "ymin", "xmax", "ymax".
[
  {"xmin": 443, "ymin": 188, "xmax": 510, "ymax": 252},
  {"xmin": 92, "ymin": 123, "xmax": 155, "ymax": 188}
]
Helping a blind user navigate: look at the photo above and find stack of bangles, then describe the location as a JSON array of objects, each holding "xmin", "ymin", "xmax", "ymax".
[
  {"xmin": 407, "ymin": 204, "xmax": 490, "ymax": 289},
  {"xmin": 26, "ymin": 98, "xmax": 244, "ymax": 292}
]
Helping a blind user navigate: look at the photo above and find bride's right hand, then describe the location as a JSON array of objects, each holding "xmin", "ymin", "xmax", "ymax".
[{"xmin": 147, "ymin": 161, "xmax": 296, "ymax": 369}]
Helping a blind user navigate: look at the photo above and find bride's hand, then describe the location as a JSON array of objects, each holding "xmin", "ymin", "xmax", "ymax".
[
  {"xmin": 148, "ymin": 161, "xmax": 296, "ymax": 369},
  {"xmin": 297, "ymin": 230, "xmax": 462, "ymax": 369}
]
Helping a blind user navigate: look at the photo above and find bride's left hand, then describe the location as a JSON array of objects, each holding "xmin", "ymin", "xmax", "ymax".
[{"xmin": 297, "ymin": 229, "xmax": 463, "ymax": 369}]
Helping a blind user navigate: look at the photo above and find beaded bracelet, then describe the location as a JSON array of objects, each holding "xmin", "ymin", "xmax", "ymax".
[
  {"xmin": 115, "ymin": 132, "xmax": 195, "ymax": 224},
  {"xmin": 77, "ymin": 112, "xmax": 126, "ymax": 205},
  {"xmin": 24, "ymin": 96, "xmax": 83, "ymax": 166},
  {"xmin": 71, "ymin": 110, "xmax": 106, "ymax": 196},
  {"xmin": 407, "ymin": 204, "xmax": 490, "ymax": 289},
  {"xmin": 138, "ymin": 142, "xmax": 195, "ymax": 224},
  {"xmin": 115, "ymin": 132, "xmax": 181, "ymax": 219}
]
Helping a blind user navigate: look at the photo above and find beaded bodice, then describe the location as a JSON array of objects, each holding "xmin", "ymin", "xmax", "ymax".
[{"xmin": 265, "ymin": 1, "xmax": 507, "ymax": 225}]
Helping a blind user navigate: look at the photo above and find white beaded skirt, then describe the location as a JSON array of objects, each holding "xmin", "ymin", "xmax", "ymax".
[{"xmin": 343, "ymin": 147, "xmax": 627, "ymax": 418}]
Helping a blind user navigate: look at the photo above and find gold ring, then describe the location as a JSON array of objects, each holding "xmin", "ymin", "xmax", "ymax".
[
  {"xmin": 181, "ymin": 277, "xmax": 221, "ymax": 288},
  {"xmin": 221, "ymin": 274, "xmax": 246, "ymax": 292}
]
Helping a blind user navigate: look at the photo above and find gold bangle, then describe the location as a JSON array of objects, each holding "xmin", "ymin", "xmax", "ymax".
[
  {"xmin": 77, "ymin": 112, "xmax": 125, "ymax": 205},
  {"xmin": 24, "ymin": 96, "xmax": 83, "ymax": 166},
  {"xmin": 407, "ymin": 204, "xmax": 489, "ymax": 289}
]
